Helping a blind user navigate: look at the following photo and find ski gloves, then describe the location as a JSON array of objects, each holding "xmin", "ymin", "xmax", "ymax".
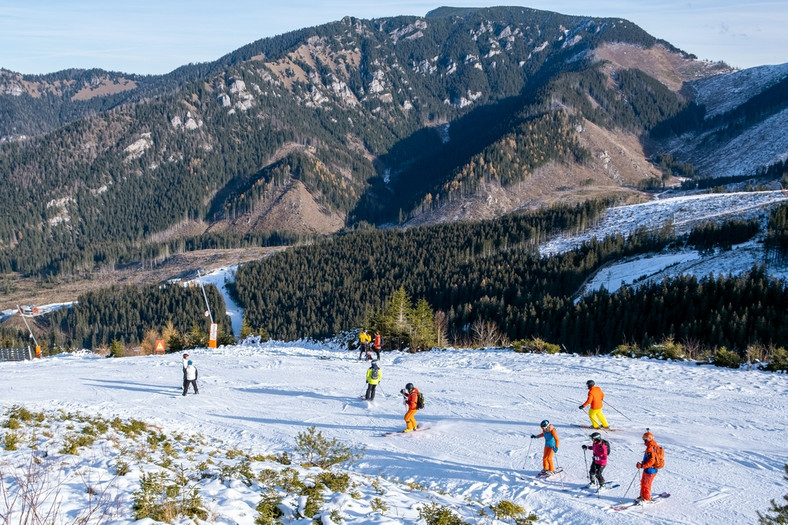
[{"xmin": 579, "ymin": 405, "xmax": 585, "ymax": 410}]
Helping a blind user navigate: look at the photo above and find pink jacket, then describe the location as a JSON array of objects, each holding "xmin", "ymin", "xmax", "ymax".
[{"xmin": 591, "ymin": 440, "xmax": 608, "ymax": 466}]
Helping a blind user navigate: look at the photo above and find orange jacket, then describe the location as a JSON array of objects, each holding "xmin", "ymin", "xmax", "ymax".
[
  {"xmin": 406, "ymin": 388, "xmax": 420, "ymax": 410},
  {"xmin": 582, "ymin": 386, "xmax": 604, "ymax": 410},
  {"xmin": 640, "ymin": 440, "xmax": 659, "ymax": 470}
]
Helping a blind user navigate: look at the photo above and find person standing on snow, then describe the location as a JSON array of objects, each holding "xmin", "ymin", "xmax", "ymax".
[
  {"xmin": 358, "ymin": 330, "xmax": 372, "ymax": 360},
  {"xmin": 183, "ymin": 359, "xmax": 199, "ymax": 396},
  {"xmin": 579, "ymin": 380, "xmax": 609, "ymax": 429},
  {"xmin": 365, "ymin": 361, "xmax": 381, "ymax": 401},
  {"xmin": 400, "ymin": 383, "xmax": 420, "ymax": 432},
  {"xmin": 531, "ymin": 420, "xmax": 559, "ymax": 475},
  {"xmin": 636, "ymin": 431, "xmax": 663, "ymax": 503},
  {"xmin": 582, "ymin": 432, "xmax": 609, "ymax": 487},
  {"xmin": 181, "ymin": 353, "xmax": 190, "ymax": 390},
  {"xmin": 373, "ymin": 332, "xmax": 382, "ymax": 360}
]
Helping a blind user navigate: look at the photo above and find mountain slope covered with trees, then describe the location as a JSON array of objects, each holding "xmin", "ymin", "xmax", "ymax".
[{"xmin": 3, "ymin": 6, "xmax": 783, "ymax": 280}]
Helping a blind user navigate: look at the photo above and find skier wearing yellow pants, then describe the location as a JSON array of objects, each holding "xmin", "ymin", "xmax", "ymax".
[{"xmin": 579, "ymin": 380, "xmax": 609, "ymax": 429}]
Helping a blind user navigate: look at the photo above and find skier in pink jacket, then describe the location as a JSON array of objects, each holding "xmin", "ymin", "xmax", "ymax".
[{"xmin": 582, "ymin": 431, "xmax": 609, "ymax": 488}]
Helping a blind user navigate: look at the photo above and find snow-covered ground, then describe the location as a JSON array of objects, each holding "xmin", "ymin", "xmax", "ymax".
[
  {"xmin": 689, "ymin": 63, "xmax": 788, "ymax": 119},
  {"xmin": 668, "ymin": 63, "xmax": 788, "ymax": 177},
  {"xmin": 579, "ymin": 240, "xmax": 788, "ymax": 298},
  {"xmin": 540, "ymin": 191, "xmax": 788, "ymax": 296},
  {"xmin": 539, "ymin": 191, "xmax": 788, "ymax": 257},
  {"xmin": 1, "ymin": 344, "xmax": 786, "ymax": 524}
]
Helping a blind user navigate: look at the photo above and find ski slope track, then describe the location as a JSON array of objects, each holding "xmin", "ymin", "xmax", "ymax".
[{"xmin": 1, "ymin": 344, "xmax": 786, "ymax": 524}]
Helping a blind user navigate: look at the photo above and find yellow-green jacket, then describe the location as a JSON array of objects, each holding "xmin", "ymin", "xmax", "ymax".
[{"xmin": 366, "ymin": 367, "xmax": 381, "ymax": 385}]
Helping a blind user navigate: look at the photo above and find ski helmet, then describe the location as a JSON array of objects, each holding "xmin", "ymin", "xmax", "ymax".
[
  {"xmin": 540, "ymin": 420, "xmax": 549, "ymax": 428},
  {"xmin": 642, "ymin": 431, "xmax": 654, "ymax": 442},
  {"xmin": 590, "ymin": 432, "xmax": 602, "ymax": 440},
  {"xmin": 586, "ymin": 380, "xmax": 595, "ymax": 387},
  {"xmin": 405, "ymin": 383, "xmax": 414, "ymax": 392}
]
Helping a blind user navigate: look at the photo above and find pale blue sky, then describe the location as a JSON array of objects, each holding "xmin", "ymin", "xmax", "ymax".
[{"xmin": 1, "ymin": 1, "xmax": 785, "ymax": 75}]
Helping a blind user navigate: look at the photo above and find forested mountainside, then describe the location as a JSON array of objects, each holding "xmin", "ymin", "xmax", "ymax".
[
  {"xmin": 0, "ymin": 6, "xmax": 785, "ymax": 280},
  {"xmin": 227, "ymin": 200, "xmax": 788, "ymax": 351},
  {"xmin": 8, "ymin": 198, "xmax": 787, "ymax": 353}
]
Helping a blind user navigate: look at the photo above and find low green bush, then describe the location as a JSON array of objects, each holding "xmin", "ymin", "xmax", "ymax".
[
  {"xmin": 295, "ymin": 426, "xmax": 364, "ymax": 469},
  {"xmin": 765, "ymin": 347, "xmax": 788, "ymax": 372},
  {"xmin": 418, "ymin": 502, "xmax": 469, "ymax": 525},
  {"xmin": 713, "ymin": 347, "xmax": 742, "ymax": 369},
  {"xmin": 490, "ymin": 500, "xmax": 538, "ymax": 524},
  {"xmin": 511, "ymin": 337, "xmax": 561, "ymax": 354}
]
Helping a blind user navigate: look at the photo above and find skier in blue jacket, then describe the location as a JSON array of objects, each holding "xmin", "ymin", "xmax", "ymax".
[{"xmin": 531, "ymin": 420, "xmax": 559, "ymax": 474}]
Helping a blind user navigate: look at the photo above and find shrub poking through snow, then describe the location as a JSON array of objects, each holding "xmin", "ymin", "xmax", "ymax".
[{"xmin": 294, "ymin": 425, "xmax": 364, "ymax": 468}]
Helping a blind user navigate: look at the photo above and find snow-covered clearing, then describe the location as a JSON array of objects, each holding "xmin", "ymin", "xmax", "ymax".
[
  {"xmin": 1, "ymin": 344, "xmax": 786, "ymax": 524},
  {"xmin": 539, "ymin": 190, "xmax": 788, "ymax": 257},
  {"xmin": 540, "ymin": 191, "xmax": 788, "ymax": 296}
]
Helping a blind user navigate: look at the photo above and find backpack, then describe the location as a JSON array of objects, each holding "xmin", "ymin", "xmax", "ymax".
[
  {"xmin": 601, "ymin": 439, "xmax": 611, "ymax": 456},
  {"xmin": 651, "ymin": 443, "xmax": 665, "ymax": 469},
  {"xmin": 416, "ymin": 392, "xmax": 425, "ymax": 409},
  {"xmin": 370, "ymin": 368, "xmax": 379, "ymax": 380}
]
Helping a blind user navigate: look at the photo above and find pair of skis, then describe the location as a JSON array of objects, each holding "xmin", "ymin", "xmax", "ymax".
[
  {"xmin": 610, "ymin": 492, "xmax": 671, "ymax": 511},
  {"xmin": 381, "ymin": 427, "xmax": 426, "ymax": 437}
]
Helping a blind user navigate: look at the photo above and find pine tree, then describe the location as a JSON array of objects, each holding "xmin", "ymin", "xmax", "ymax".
[
  {"xmin": 377, "ymin": 287, "xmax": 413, "ymax": 350},
  {"xmin": 758, "ymin": 464, "xmax": 788, "ymax": 524},
  {"xmin": 410, "ymin": 298, "xmax": 437, "ymax": 351}
]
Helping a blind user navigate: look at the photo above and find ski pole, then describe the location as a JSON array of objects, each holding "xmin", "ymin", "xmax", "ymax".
[
  {"xmin": 523, "ymin": 437, "xmax": 534, "ymax": 469},
  {"xmin": 623, "ymin": 468, "xmax": 640, "ymax": 499},
  {"xmin": 583, "ymin": 448, "xmax": 589, "ymax": 481},
  {"xmin": 554, "ymin": 451, "xmax": 565, "ymax": 491},
  {"xmin": 604, "ymin": 400, "xmax": 633, "ymax": 422}
]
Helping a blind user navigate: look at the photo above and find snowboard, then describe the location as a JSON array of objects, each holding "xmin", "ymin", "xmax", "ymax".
[{"xmin": 611, "ymin": 492, "xmax": 670, "ymax": 511}]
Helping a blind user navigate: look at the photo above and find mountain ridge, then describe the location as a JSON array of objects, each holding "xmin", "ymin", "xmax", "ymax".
[{"xmin": 0, "ymin": 6, "xmax": 786, "ymax": 279}]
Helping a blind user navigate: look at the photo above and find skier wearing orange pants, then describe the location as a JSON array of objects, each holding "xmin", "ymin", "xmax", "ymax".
[
  {"xmin": 401, "ymin": 383, "xmax": 420, "ymax": 432},
  {"xmin": 636, "ymin": 431, "xmax": 664, "ymax": 503},
  {"xmin": 531, "ymin": 420, "xmax": 559, "ymax": 474}
]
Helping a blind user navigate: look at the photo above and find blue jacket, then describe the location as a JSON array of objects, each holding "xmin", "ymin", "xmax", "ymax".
[{"xmin": 538, "ymin": 427, "xmax": 559, "ymax": 449}]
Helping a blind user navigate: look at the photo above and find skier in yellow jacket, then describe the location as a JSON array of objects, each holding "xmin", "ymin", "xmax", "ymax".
[
  {"xmin": 358, "ymin": 330, "xmax": 372, "ymax": 360},
  {"xmin": 364, "ymin": 361, "xmax": 381, "ymax": 401}
]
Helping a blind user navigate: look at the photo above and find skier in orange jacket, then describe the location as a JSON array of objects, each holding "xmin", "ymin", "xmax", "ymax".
[
  {"xmin": 400, "ymin": 383, "xmax": 420, "ymax": 432},
  {"xmin": 636, "ymin": 431, "xmax": 663, "ymax": 503},
  {"xmin": 579, "ymin": 380, "xmax": 609, "ymax": 429},
  {"xmin": 373, "ymin": 332, "xmax": 382, "ymax": 360}
]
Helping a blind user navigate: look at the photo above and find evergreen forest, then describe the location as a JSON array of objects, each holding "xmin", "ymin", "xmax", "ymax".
[
  {"xmin": 4, "ymin": 201, "xmax": 787, "ymax": 356},
  {"xmin": 231, "ymin": 201, "xmax": 787, "ymax": 355}
]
